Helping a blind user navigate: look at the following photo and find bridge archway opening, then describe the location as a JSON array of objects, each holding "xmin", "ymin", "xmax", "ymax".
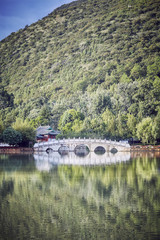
[
  {"xmin": 94, "ymin": 146, "xmax": 106, "ymax": 155},
  {"xmin": 46, "ymin": 148, "xmax": 53, "ymax": 154},
  {"xmin": 74, "ymin": 144, "xmax": 90, "ymax": 157},
  {"xmin": 58, "ymin": 145, "xmax": 69, "ymax": 155},
  {"xmin": 110, "ymin": 148, "xmax": 118, "ymax": 154}
]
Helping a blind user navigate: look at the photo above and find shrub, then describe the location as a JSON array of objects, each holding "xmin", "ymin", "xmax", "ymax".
[{"xmin": 3, "ymin": 127, "xmax": 22, "ymax": 146}]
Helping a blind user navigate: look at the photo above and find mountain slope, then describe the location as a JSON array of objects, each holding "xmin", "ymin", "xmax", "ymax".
[{"xmin": 0, "ymin": 0, "xmax": 160, "ymax": 139}]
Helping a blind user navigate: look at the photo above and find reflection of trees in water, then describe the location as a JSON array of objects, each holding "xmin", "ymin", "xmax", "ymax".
[
  {"xmin": 0, "ymin": 154, "xmax": 160, "ymax": 239},
  {"xmin": 0, "ymin": 179, "xmax": 14, "ymax": 198},
  {"xmin": 131, "ymin": 151, "xmax": 160, "ymax": 159},
  {"xmin": 0, "ymin": 154, "xmax": 35, "ymax": 172}
]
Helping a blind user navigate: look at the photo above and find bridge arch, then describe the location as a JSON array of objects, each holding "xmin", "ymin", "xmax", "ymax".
[
  {"xmin": 110, "ymin": 147, "xmax": 118, "ymax": 154},
  {"xmin": 46, "ymin": 148, "xmax": 53, "ymax": 154},
  {"xmin": 94, "ymin": 146, "xmax": 106, "ymax": 155},
  {"xmin": 74, "ymin": 144, "xmax": 90, "ymax": 156},
  {"xmin": 58, "ymin": 145, "xmax": 70, "ymax": 155}
]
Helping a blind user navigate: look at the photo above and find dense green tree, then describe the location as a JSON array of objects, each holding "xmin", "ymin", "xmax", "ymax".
[
  {"xmin": 12, "ymin": 118, "xmax": 36, "ymax": 147},
  {"xmin": 130, "ymin": 64, "xmax": 143, "ymax": 80},
  {"xmin": 58, "ymin": 109, "xmax": 84, "ymax": 134},
  {"xmin": 102, "ymin": 108, "xmax": 116, "ymax": 138},
  {"xmin": 39, "ymin": 105, "xmax": 52, "ymax": 125},
  {"xmin": 29, "ymin": 115, "xmax": 52, "ymax": 128},
  {"xmin": 3, "ymin": 110, "xmax": 16, "ymax": 128},
  {"xmin": 116, "ymin": 113, "xmax": 128, "ymax": 139},
  {"xmin": 81, "ymin": 117, "xmax": 92, "ymax": 134},
  {"xmin": 111, "ymin": 82, "xmax": 138, "ymax": 114},
  {"xmin": 91, "ymin": 89, "xmax": 111, "ymax": 115},
  {"xmin": 147, "ymin": 57, "xmax": 160, "ymax": 79},
  {"xmin": 90, "ymin": 117, "xmax": 105, "ymax": 136},
  {"xmin": 134, "ymin": 79, "xmax": 157, "ymax": 118},
  {"xmin": 0, "ymin": 118, "xmax": 4, "ymax": 142},
  {"xmin": 136, "ymin": 117, "xmax": 156, "ymax": 144},
  {"xmin": 0, "ymin": 118, "xmax": 4, "ymax": 135},
  {"xmin": 119, "ymin": 73, "xmax": 131, "ymax": 83},
  {"xmin": 51, "ymin": 101, "xmax": 71, "ymax": 129},
  {"xmin": 152, "ymin": 76, "xmax": 160, "ymax": 102},
  {"xmin": 153, "ymin": 108, "xmax": 160, "ymax": 140},
  {"xmin": 71, "ymin": 119, "xmax": 84, "ymax": 133},
  {"xmin": 0, "ymin": 88, "xmax": 14, "ymax": 109},
  {"xmin": 3, "ymin": 127, "xmax": 22, "ymax": 146},
  {"xmin": 127, "ymin": 114, "xmax": 137, "ymax": 138}
]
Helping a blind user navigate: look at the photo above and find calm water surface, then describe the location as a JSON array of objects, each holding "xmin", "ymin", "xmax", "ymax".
[{"xmin": 0, "ymin": 151, "xmax": 160, "ymax": 240}]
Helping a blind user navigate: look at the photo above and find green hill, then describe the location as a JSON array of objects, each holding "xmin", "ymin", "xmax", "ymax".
[{"xmin": 0, "ymin": 0, "xmax": 160, "ymax": 142}]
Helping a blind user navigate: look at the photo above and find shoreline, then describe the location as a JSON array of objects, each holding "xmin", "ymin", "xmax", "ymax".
[
  {"xmin": 0, "ymin": 146, "xmax": 34, "ymax": 154},
  {"xmin": 131, "ymin": 145, "xmax": 160, "ymax": 151},
  {"xmin": 0, "ymin": 145, "xmax": 160, "ymax": 154}
]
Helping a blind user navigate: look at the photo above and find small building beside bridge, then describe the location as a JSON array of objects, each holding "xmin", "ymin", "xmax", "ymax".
[{"xmin": 36, "ymin": 126, "xmax": 60, "ymax": 142}]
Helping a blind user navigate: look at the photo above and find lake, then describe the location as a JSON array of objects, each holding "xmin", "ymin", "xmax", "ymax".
[{"xmin": 0, "ymin": 151, "xmax": 160, "ymax": 240}]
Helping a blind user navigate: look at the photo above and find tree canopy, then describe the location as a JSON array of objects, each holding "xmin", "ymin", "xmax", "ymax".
[
  {"xmin": 3, "ymin": 127, "xmax": 22, "ymax": 146},
  {"xmin": 0, "ymin": 0, "xmax": 160, "ymax": 143},
  {"xmin": 12, "ymin": 118, "xmax": 36, "ymax": 147}
]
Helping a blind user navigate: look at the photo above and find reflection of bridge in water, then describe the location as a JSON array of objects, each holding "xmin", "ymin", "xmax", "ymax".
[
  {"xmin": 34, "ymin": 138, "xmax": 130, "ymax": 153},
  {"xmin": 34, "ymin": 152, "xmax": 131, "ymax": 171}
]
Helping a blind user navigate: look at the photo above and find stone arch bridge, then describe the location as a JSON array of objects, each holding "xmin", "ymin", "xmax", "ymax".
[{"xmin": 34, "ymin": 138, "xmax": 130, "ymax": 153}]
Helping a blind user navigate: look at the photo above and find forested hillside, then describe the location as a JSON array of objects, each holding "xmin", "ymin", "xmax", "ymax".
[{"xmin": 0, "ymin": 0, "xmax": 160, "ymax": 143}]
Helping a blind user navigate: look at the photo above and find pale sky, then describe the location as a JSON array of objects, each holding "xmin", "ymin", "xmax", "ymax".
[{"xmin": 0, "ymin": 0, "xmax": 74, "ymax": 40}]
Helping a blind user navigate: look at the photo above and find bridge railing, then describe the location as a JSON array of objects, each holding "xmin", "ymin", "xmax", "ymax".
[{"xmin": 34, "ymin": 138, "xmax": 130, "ymax": 148}]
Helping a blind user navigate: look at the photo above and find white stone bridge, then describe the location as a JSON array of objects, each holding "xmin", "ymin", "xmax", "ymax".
[{"xmin": 34, "ymin": 138, "xmax": 130, "ymax": 153}]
